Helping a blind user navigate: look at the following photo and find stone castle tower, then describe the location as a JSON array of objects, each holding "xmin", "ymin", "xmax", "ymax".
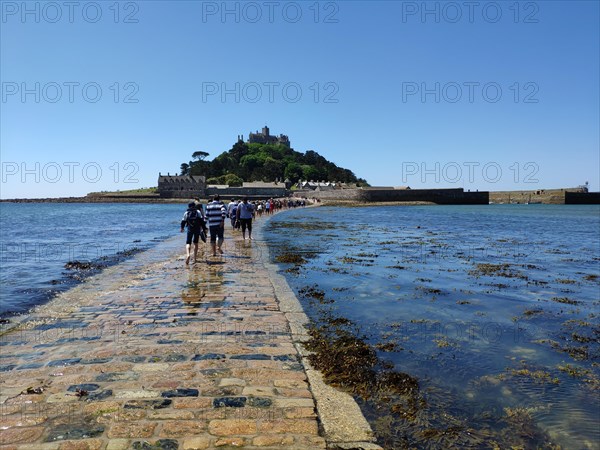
[{"xmin": 245, "ymin": 126, "xmax": 290, "ymax": 147}]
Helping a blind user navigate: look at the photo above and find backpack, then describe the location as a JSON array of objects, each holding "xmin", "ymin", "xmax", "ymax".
[{"xmin": 186, "ymin": 209, "xmax": 201, "ymax": 228}]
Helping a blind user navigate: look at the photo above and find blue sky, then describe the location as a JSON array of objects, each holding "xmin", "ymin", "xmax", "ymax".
[{"xmin": 1, "ymin": 0, "xmax": 599, "ymax": 198}]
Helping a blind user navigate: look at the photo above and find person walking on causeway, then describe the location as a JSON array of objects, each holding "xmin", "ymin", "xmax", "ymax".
[
  {"xmin": 206, "ymin": 195, "xmax": 227, "ymax": 257},
  {"xmin": 180, "ymin": 202, "xmax": 206, "ymax": 265}
]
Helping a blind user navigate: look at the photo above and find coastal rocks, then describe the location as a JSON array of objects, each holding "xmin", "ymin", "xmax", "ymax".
[{"xmin": 64, "ymin": 261, "xmax": 105, "ymax": 271}]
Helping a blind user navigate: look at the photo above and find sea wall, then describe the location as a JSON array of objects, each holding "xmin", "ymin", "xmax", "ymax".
[
  {"xmin": 294, "ymin": 188, "xmax": 489, "ymax": 205},
  {"xmin": 293, "ymin": 189, "xmax": 363, "ymax": 201},
  {"xmin": 565, "ymin": 192, "xmax": 600, "ymax": 204},
  {"xmin": 489, "ymin": 188, "xmax": 595, "ymax": 204},
  {"xmin": 205, "ymin": 187, "xmax": 288, "ymax": 199}
]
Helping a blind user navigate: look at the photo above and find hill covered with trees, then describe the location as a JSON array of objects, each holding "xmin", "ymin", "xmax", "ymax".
[{"xmin": 179, "ymin": 141, "xmax": 368, "ymax": 187}]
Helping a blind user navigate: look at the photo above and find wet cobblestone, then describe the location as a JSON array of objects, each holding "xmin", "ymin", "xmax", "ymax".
[{"xmin": 0, "ymin": 232, "xmax": 325, "ymax": 449}]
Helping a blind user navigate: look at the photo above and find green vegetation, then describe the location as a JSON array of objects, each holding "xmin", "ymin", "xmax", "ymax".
[
  {"xmin": 88, "ymin": 187, "xmax": 158, "ymax": 196},
  {"xmin": 180, "ymin": 141, "xmax": 368, "ymax": 185},
  {"xmin": 206, "ymin": 173, "xmax": 243, "ymax": 186}
]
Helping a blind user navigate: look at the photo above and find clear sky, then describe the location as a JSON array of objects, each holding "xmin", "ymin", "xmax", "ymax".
[{"xmin": 1, "ymin": 0, "xmax": 598, "ymax": 198}]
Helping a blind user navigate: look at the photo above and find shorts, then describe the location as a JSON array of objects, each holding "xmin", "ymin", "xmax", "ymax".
[
  {"xmin": 240, "ymin": 218, "xmax": 252, "ymax": 233},
  {"xmin": 186, "ymin": 228, "xmax": 201, "ymax": 245},
  {"xmin": 209, "ymin": 225, "xmax": 224, "ymax": 243}
]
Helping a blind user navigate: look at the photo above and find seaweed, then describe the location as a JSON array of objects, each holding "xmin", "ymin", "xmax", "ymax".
[
  {"xmin": 557, "ymin": 363, "xmax": 590, "ymax": 378},
  {"xmin": 303, "ymin": 305, "xmax": 559, "ymax": 449},
  {"xmin": 556, "ymin": 278, "xmax": 577, "ymax": 285},
  {"xmin": 469, "ymin": 263, "xmax": 527, "ymax": 280},
  {"xmin": 551, "ymin": 297, "xmax": 581, "ymax": 305},
  {"xmin": 523, "ymin": 309, "xmax": 544, "ymax": 317},
  {"xmin": 275, "ymin": 253, "xmax": 306, "ymax": 264}
]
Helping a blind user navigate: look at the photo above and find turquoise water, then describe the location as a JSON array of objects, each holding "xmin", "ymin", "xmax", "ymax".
[
  {"xmin": 0, "ymin": 203, "xmax": 184, "ymax": 317},
  {"xmin": 266, "ymin": 205, "xmax": 600, "ymax": 449}
]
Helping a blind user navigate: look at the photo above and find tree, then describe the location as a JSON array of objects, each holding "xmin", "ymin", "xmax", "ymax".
[
  {"xmin": 192, "ymin": 151, "xmax": 209, "ymax": 161},
  {"xmin": 263, "ymin": 157, "xmax": 285, "ymax": 181},
  {"xmin": 240, "ymin": 154, "xmax": 265, "ymax": 172},
  {"xmin": 206, "ymin": 177, "xmax": 222, "ymax": 185},
  {"xmin": 189, "ymin": 160, "xmax": 209, "ymax": 176},
  {"xmin": 302, "ymin": 165, "xmax": 320, "ymax": 181},
  {"xmin": 284, "ymin": 162, "xmax": 303, "ymax": 182},
  {"xmin": 230, "ymin": 142, "xmax": 249, "ymax": 162},
  {"xmin": 180, "ymin": 163, "xmax": 190, "ymax": 175},
  {"xmin": 303, "ymin": 150, "xmax": 320, "ymax": 165},
  {"xmin": 223, "ymin": 173, "xmax": 243, "ymax": 187}
]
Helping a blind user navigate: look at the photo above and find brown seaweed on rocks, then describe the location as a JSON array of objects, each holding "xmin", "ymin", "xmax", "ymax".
[
  {"xmin": 275, "ymin": 253, "xmax": 306, "ymax": 265},
  {"xmin": 303, "ymin": 291, "xmax": 563, "ymax": 449},
  {"xmin": 469, "ymin": 263, "xmax": 528, "ymax": 280}
]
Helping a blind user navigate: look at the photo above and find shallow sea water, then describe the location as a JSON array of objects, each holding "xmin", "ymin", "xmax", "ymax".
[
  {"xmin": 266, "ymin": 204, "xmax": 600, "ymax": 449},
  {"xmin": 0, "ymin": 202, "xmax": 184, "ymax": 317}
]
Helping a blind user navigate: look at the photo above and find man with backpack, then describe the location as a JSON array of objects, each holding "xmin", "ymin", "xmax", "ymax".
[{"xmin": 180, "ymin": 202, "xmax": 206, "ymax": 265}]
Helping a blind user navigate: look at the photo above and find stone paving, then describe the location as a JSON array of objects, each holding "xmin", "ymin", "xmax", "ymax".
[{"xmin": 0, "ymin": 228, "xmax": 328, "ymax": 449}]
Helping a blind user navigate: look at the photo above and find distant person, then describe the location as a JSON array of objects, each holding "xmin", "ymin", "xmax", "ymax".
[
  {"xmin": 236, "ymin": 196, "xmax": 255, "ymax": 240},
  {"xmin": 206, "ymin": 195, "xmax": 227, "ymax": 256},
  {"xmin": 230, "ymin": 201, "xmax": 239, "ymax": 229},
  {"xmin": 180, "ymin": 202, "xmax": 206, "ymax": 265},
  {"xmin": 227, "ymin": 198, "xmax": 238, "ymax": 219}
]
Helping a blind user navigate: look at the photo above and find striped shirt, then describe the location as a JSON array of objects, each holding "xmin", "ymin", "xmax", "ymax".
[{"xmin": 206, "ymin": 201, "xmax": 226, "ymax": 227}]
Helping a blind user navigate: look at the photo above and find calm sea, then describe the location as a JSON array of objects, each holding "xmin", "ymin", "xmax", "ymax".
[
  {"xmin": 265, "ymin": 204, "xmax": 600, "ymax": 449},
  {"xmin": 0, "ymin": 202, "xmax": 185, "ymax": 317}
]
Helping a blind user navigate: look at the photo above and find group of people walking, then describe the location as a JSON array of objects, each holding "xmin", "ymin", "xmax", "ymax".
[{"xmin": 180, "ymin": 195, "xmax": 308, "ymax": 265}]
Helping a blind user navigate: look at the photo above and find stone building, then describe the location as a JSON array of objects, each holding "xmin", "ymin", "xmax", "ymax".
[
  {"xmin": 157, "ymin": 174, "xmax": 206, "ymax": 198},
  {"xmin": 242, "ymin": 126, "xmax": 290, "ymax": 147}
]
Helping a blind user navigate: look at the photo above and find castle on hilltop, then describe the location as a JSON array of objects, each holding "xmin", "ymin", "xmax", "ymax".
[{"xmin": 237, "ymin": 126, "xmax": 290, "ymax": 147}]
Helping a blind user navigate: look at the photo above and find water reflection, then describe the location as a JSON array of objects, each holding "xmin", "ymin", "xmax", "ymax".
[{"xmin": 180, "ymin": 265, "xmax": 224, "ymax": 308}]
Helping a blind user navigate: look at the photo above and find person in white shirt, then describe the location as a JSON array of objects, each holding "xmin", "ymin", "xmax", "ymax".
[{"xmin": 236, "ymin": 197, "xmax": 255, "ymax": 240}]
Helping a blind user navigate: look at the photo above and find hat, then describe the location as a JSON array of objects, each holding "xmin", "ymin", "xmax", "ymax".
[{"xmin": 188, "ymin": 202, "xmax": 195, "ymax": 207}]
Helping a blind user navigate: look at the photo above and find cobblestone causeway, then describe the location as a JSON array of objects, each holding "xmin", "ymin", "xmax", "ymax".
[{"xmin": 0, "ymin": 228, "xmax": 327, "ymax": 450}]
